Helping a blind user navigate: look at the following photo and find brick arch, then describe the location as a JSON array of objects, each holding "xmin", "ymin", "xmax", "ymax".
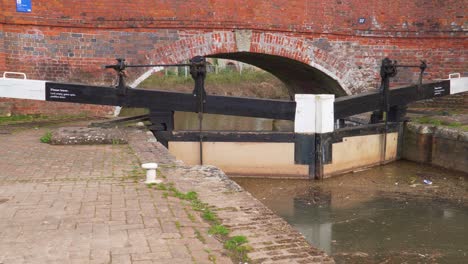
[{"xmin": 140, "ymin": 31, "xmax": 373, "ymax": 96}]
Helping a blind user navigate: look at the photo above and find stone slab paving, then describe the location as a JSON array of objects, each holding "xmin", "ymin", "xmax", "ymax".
[
  {"xmin": 128, "ymin": 130, "xmax": 334, "ymax": 264},
  {"xmin": 0, "ymin": 128, "xmax": 230, "ymax": 264}
]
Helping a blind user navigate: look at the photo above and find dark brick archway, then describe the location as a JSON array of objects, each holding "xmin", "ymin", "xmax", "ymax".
[
  {"xmin": 210, "ymin": 52, "xmax": 345, "ymax": 96},
  {"xmin": 139, "ymin": 31, "xmax": 366, "ymax": 96}
]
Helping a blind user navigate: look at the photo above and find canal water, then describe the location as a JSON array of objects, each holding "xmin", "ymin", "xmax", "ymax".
[
  {"xmin": 173, "ymin": 112, "xmax": 468, "ymax": 263},
  {"xmin": 233, "ymin": 161, "xmax": 468, "ymax": 264},
  {"xmin": 174, "ymin": 112, "xmax": 293, "ymax": 132}
]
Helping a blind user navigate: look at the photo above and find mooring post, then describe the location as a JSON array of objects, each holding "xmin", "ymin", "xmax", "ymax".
[{"xmin": 142, "ymin": 163, "xmax": 161, "ymax": 184}]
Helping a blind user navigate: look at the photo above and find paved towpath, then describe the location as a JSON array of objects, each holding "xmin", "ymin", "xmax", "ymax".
[{"xmin": 0, "ymin": 127, "xmax": 231, "ymax": 264}]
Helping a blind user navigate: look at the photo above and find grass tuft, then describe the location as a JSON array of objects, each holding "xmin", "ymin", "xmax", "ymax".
[
  {"xmin": 208, "ymin": 225, "xmax": 230, "ymax": 236},
  {"xmin": 224, "ymin": 236, "xmax": 248, "ymax": 250},
  {"xmin": 146, "ymin": 180, "xmax": 251, "ymax": 263},
  {"xmin": 40, "ymin": 131, "xmax": 52, "ymax": 143},
  {"xmin": 202, "ymin": 210, "xmax": 217, "ymax": 222},
  {"xmin": 414, "ymin": 116, "xmax": 467, "ymax": 130}
]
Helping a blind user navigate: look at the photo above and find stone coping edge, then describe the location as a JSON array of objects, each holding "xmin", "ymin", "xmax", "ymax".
[{"xmin": 126, "ymin": 129, "xmax": 334, "ymax": 264}]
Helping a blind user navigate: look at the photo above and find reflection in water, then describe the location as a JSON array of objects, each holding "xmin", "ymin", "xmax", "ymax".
[
  {"xmin": 174, "ymin": 112, "xmax": 294, "ymax": 131},
  {"xmin": 234, "ymin": 161, "xmax": 468, "ymax": 263}
]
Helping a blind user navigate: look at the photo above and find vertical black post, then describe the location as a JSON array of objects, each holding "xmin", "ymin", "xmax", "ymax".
[
  {"xmin": 315, "ymin": 135, "xmax": 323, "ymax": 180},
  {"xmin": 379, "ymin": 58, "xmax": 397, "ymax": 164},
  {"xmin": 338, "ymin": 119, "xmax": 345, "ymax": 129},
  {"xmin": 387, "ymin": 105, "xmax": 408, "ymax": 122},
  {"xmin": 190, "ymin": 56, "xmax": 207, "ymax": 165},
  {"xmin": 417, "ymin": 61, "xmax": 427, "ymax": 99},
  {"xmin": 313, "ymin": 134, "xmax": 333, "ymax": 180},
  {"xmin": 294, "ymin": 134, "xmax": 316, "ymax": 179}
]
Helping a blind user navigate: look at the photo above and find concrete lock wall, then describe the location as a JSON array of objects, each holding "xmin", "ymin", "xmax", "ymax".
[
  {"xmin": 324, "ymin": 133, "xmax": 398, "ymax": 176},
  {"xmin": 168, "ymin": 132, "xmax": 398, "ymax": 178},
  {"xmin": 402, "ymin": 123, "xmax": 468, "ymax": 173}
]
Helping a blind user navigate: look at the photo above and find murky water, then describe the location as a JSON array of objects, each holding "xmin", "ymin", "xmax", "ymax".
[
  {"xmin": 174, "ymin": 112, "xmax": 293, "ymax": 131},
  {"xmin": 174, "ymin": 111, "xmax": 468, "ymax": 262},
  {"xmin": 233, "ymin": 161, "xmax": 468, "ymax": 263}
]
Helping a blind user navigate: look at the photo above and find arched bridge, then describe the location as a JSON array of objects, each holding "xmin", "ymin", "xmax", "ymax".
[
  {"xmin": 0, "ymin": 0, "xmax": 466, "ymax": 102},
  {"xmin": 0, "ymin": 1, "xmax": 467, "ymax": 179}
]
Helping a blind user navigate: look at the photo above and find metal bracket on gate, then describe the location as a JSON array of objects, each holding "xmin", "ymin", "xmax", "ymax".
[
  {"xmin": 104, "ymin": 59, "xmax": 192, "ymax": 96},
  {"xmin": 376, "ymin": 57, "xmax": 427, "ymax": 164},
  {"xmin": 104, "ymin": 56, "xmax": 207, "ymax": 164}
]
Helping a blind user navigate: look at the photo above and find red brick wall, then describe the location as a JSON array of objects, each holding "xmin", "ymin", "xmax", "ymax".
[
  {"xmin": 0, "ymin": 98, "xmax": 114, "ymax": 116},
  {"xmin": 2, "ymin": 0, "xmax": 465, "ymax": 34},
  {"xmin": 0, "ymin": 0, "xmax": 466, "ymax": 115},
  {"xmin": 0, "ymin": 23, "xmax": 5, "ymax": 73}
]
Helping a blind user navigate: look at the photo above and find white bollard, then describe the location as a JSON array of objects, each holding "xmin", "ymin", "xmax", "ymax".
[{"xmin": 142, "ymin": 163, "xmax": 161, "ymax": 184}]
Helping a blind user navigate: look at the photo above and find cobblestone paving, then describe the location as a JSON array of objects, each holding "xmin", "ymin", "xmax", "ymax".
[{"xmin": 0, "ymin": 129, "xmax": 230, "ymax": 264}]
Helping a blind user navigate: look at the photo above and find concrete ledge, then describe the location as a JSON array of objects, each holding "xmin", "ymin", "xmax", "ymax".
[
  {"xmin": 403, "ymin": 123, "xmax": 468, "ymax": 173},
  {"xmin": 51, "ymin": 127, "xmax": 128, "ymax": 145}
]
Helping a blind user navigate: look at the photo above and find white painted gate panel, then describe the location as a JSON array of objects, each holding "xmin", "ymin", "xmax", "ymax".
[{"xmin": 0, "ymin": 78, "xmax": 46, "ymax": 101}]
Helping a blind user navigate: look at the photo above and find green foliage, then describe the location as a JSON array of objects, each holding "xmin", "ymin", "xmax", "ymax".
[
  {"xmin": 224, "ymin": 236, "xmax": 252, "ymax": 262},
  {"xmin": 0, "ymin": 113, "xmax": 88, "ymax": 125},
  {"xmin": 118, "ymin": 107, "xmax": 149, "ymax": 117},
  {"xmin": 0, "ymin": 114, "xmax": 37, "ymax": 124},
  {"xmin": 447, "ymin": 122, "xmax": 462, "ymax": 128},
  {"xmin": 191, "ymin": 199, "xmax": 208, "ymax": 211},
  {"xmin": 224, "ymin": 236, "xmax": 248, "ymax": 250},
  {"xmin": 138, "ymin": 68, "xmax": 289, "ymax": 99},
  {"xmin": 206, "ymin": 69, "xmax": 274, "ymax": 85},
  {"xmin": 112, "ymin": 139, "xmax": 123, "ymax": 145},
  {"xmin": 414, "ymin": 116, "xmax": 466, "ymax": 130},
  {"xmin": 202, "ymin": 210, "xmax": 217, "ymax": 222},
  {"xmin": 208, "ymin": 225, "xmax": 230, "ymax": 236},
  {"xmin": 155, "ymin": 183, "xmax": 168, "ymax": 190},
  {"xmin": 40, "ymin": 131, "xmax": 52, "ymax": 143},
  {"xmin": 414, "ymin": 116, "xmax": 442, "ymax": 126},
  {"xmin": 147, "ymin": 180, "xmax": 251, "ymax": 263},
  {"xmin": 208, "ymin": 254, "xmax": 217, "ymax": 263},
  {"xmin": 187, "ymin": 212, "xmax": 196, "ymax": 222},
  {"xmin": 184, "ymin": 191, "xmax": 198, "ymax": 201}
]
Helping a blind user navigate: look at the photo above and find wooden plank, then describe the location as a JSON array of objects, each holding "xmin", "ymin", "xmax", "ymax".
[
  {"xmin": 46, "ymin": 82, "xmax": 296, "ymax": 120},
  {"xmin": 156, "ymin": 131, "xmax": 296, "ymax": 142},
  {"xmin": 47, "ymin": 80, "xmax": 450, "ymax": 121},
  {"xmin": 331, "ymin": 123, "xmax": 400, "ymax": 143},
  {"xmin": 334, "ymin": 80, "xmax": 450, "ymax": 119}
]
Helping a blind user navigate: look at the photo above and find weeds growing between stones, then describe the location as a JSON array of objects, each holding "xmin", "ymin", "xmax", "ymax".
[
  {"xmin": 147, "ymin": 181, "xmax": 252, "ymax": 263},
  {"xmin": 40, "ymin": 131, "xmax": 52, "ymax": 143}
]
